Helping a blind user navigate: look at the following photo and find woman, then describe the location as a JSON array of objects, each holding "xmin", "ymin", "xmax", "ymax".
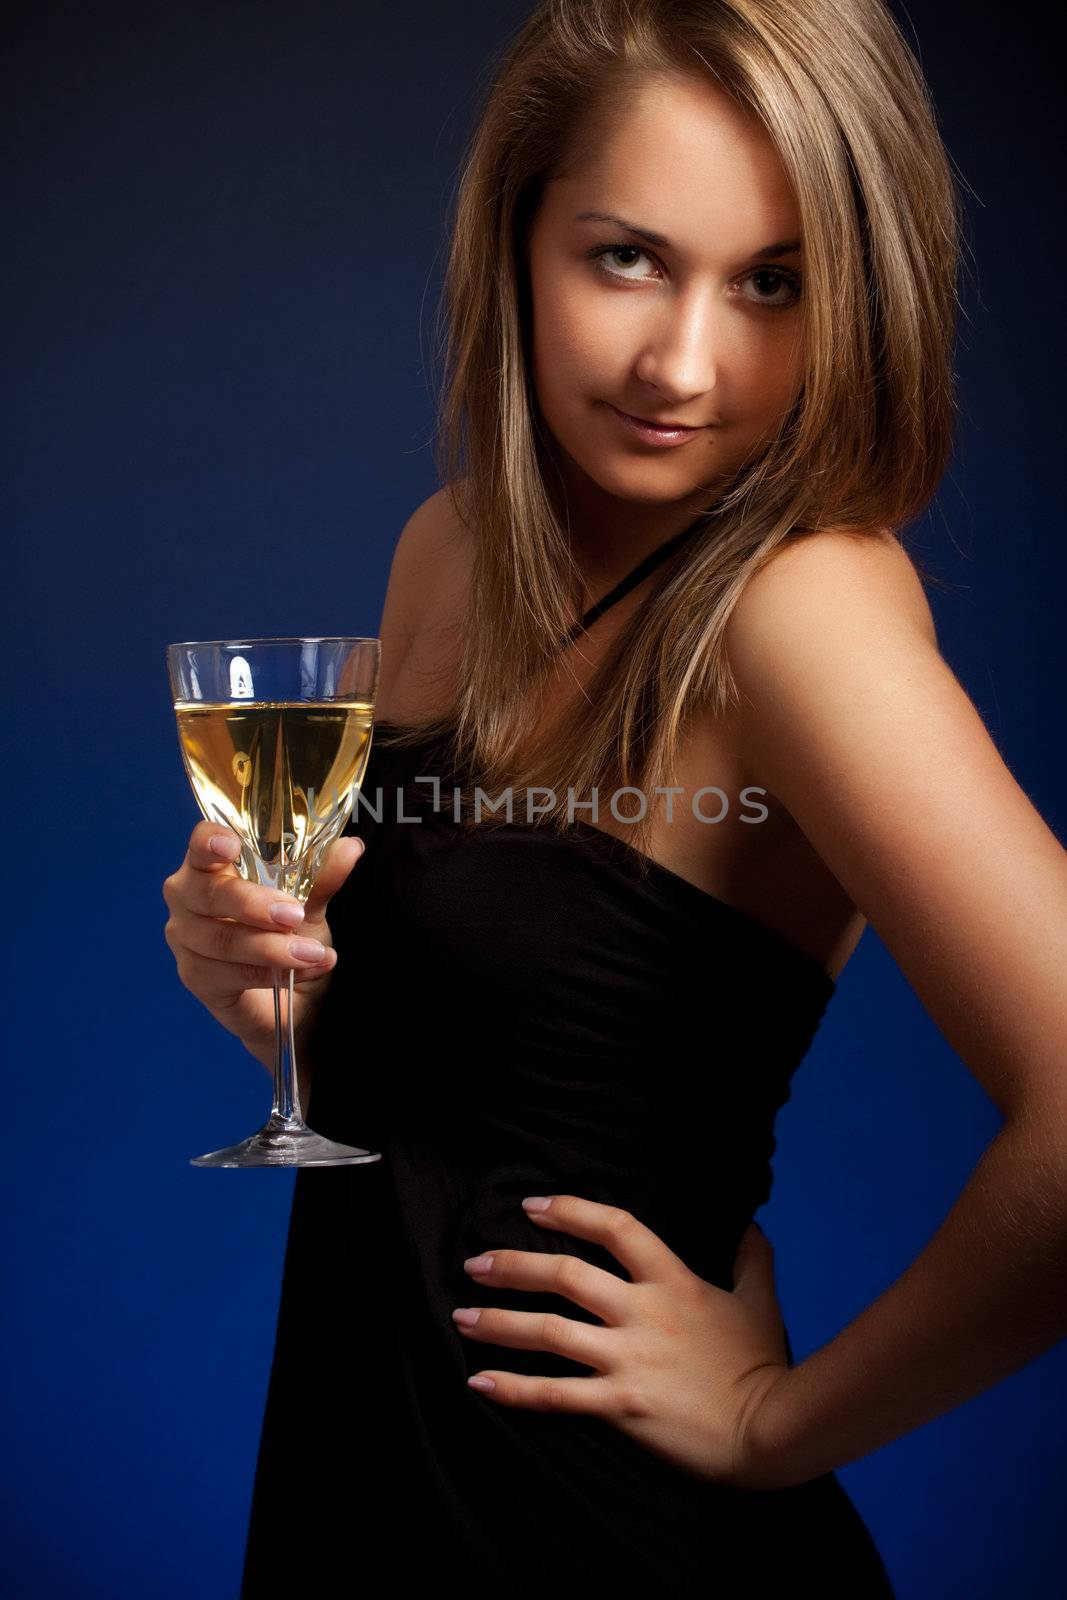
[{"xmin": 165, "ymin": 1, "xmax": 1067, "ymax": 1592}]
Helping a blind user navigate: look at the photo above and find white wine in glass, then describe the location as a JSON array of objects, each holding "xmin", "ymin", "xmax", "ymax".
[{"xmin": 167, "ymin": 636, "xmax": 381, "ymax": 1168}]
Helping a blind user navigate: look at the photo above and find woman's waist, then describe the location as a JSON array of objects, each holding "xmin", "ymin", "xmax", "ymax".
[{"xmin": 382, "ymin": 1137, "xmax": 766, "ymax": 1313}]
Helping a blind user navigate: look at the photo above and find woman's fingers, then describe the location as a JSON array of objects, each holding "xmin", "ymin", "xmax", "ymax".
[
  {"xmin": 160, "ymin": 822, "xmax": 366, "ymax": 1016},
  {"xmin": 452, "ymin": 1304, "xmax": 617, "ymax": 1391},
  {"xmin": 462, "ymin": 1246, "xmax": 632, "ymax": 1325},
  {"xmin": 164, "ymin": 826, "xmax": 364, "ymax": 934},
  {"xmin": 519, "ymin": 1194, "xmax": 695, "ymax": 1289},
  {"xmin": 463, "ymin": 1368, "xmax": 616, "ymax": 1415},
  {"xmin": 303, "ymin": 835, "xmax": 365, "ymax": 923},
  {"xmin": 168, "ymin": 823, "xmax": 298, "ymax": 925},
  {"xmin": 164, "ymin": 912, "xmax": 334, "ymax": 980},
  {"xmin": 171, "ymin": 948, "xmax": 335, "ymax": 1009}
]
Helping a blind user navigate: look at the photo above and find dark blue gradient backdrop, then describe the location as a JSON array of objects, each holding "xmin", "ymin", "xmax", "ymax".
[{"xmin": 5, "ymin": 4, "xmax": 1064, "ymax": 1596}]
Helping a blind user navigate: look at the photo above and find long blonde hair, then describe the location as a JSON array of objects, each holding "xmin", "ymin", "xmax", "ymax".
[{"xmin": 383, "ymin": 0, "xmax": 963, "ymax": 861}]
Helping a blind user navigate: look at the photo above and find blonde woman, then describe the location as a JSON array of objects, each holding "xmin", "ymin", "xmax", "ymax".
[{"xmin": 163, "ymin": 1, "xmax": 1066, "ymax": 1592}]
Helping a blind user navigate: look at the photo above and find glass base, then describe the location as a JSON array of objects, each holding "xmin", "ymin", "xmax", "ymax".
[{"xmin": 190, "ymin": 1112, "xmax": 381, "ymax": 1168}]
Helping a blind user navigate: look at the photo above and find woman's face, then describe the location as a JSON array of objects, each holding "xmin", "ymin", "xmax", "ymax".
[{"xmin": 525, "ymin": 71, "xmax": 805, "ymax": 551}]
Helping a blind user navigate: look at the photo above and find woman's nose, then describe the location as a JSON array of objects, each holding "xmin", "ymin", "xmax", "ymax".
[{"xmin": 634, "ymin": 287, "xmax": 721, "ymax": 400}]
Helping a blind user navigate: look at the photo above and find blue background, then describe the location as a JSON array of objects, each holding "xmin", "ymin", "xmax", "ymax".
[{"xmin": 5, "ymin": 2, "xmax": 1064, "ymax": 1595}]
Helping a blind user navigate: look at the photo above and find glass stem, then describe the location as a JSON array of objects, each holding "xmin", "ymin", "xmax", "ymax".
[
  {"xmin": 268, "ymin": 822, "xmax": 303, "ymax": 1128},
  {"xmin": 270, "ymin": 964, "xmax": 303, "ymax": 1125}
]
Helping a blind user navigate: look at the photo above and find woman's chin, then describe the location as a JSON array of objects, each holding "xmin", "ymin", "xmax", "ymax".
[
  {"xmin": 592, "ymin": 463, "xmax": 707, "ymax": 507},
  {"xmin": 561, "ymin": 447, "xmax": 697, "ymax": 505}
]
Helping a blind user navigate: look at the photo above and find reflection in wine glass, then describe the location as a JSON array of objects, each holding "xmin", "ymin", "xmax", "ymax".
[{"xmin": 167, "ymin": 636, "xmax": 381, "ymax": 1167}]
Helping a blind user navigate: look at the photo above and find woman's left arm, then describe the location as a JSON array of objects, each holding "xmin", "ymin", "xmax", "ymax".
[{"xmin": 722, "ymin": 528, "xmax": 1067, "ymax": 1491}]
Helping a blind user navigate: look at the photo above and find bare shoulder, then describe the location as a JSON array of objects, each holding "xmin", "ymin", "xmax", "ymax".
[
  {"xmin": 725, "ymin": 525, "xmax": 938, "ymax": 673},
  {"xmin": 380, "ymin": 483, "xmax": 471, "ymax": 638},
  {"xmin": 376, "ymin": 482, "xmax": 473, "ymax": 722},
  {"xmin": 722, "ymin": 527, "xmax": 939, "ymax": 756}
]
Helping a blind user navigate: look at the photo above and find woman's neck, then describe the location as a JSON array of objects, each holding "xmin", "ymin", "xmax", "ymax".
[{"xmin": 547, "ymin": 449, "xmax": 716, "ymax": 595}]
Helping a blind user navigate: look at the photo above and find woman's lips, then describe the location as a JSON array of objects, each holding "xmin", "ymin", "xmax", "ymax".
[{"xmin": 606, "ymin": 403, "xmax": 708, "ymax": 447}]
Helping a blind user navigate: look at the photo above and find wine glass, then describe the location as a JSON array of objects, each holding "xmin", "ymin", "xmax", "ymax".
[{"xmin": 166, "ymin": 636, "xmax": 381, "ymax": 1168}]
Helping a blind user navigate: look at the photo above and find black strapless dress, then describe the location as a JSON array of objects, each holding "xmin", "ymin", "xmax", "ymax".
[{"xmin": 239, "ymin": 522, "xmax": 896, "ymax": 1597}]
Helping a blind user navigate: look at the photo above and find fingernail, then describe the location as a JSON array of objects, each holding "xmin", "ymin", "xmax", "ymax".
[
  {"xmin": 290, "ymin": 936, "xmax": 326, "ymax": 961},
  {"xmin": 452, "ymin": 1307, "xmax": 481, "ymax": 1327},
  {"xmin": 463, "ymin": 1254, "xmax": 494, "ymax": 1274},
  {"xmin": 210, "ymin": 834, "xmax": 240, "ymax": 859},
  {"xmin": 270, "ymin": 901, "xmax": 305, "ymax": 927},
  {"xmin": 467, "ymin": 1376, "xmax": 495, "ymax": 1393},
  {"xmin": 521, "ymin": 1196, "xmax": 552, "ymax": 1212}
]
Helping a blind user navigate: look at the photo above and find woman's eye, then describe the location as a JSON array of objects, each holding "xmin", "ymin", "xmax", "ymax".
[
  {"xmin": 589, "ymin": 243, "xmax": 659, "ymax": 281},
  {"xmin": 740, "ymin": 268, "xmax": 802, "ymax": 309}
]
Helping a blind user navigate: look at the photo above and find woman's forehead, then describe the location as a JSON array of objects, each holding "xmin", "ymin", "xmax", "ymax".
[{"xmin": 541, "ymin": 77, "xmax": 799, "ymax": 245}]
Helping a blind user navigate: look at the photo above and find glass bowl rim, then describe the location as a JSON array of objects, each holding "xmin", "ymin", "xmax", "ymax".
[{"xmin": 166, "ymin": 636, "xmax": 379, "ymax": 650}]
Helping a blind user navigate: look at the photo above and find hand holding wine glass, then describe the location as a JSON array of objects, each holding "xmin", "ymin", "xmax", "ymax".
[
  {"xmin": 162, "ymin": 818, "xmax": 365, "ymax": 1073},
  {"xmin": 166, "ymin": 636, "xmax": 380, "ymax": 1168}
]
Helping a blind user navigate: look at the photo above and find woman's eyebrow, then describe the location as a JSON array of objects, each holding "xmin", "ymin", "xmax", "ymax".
[{"xmin": 574, "ymin": 210, "xmax": 802, "ymax": 259}]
